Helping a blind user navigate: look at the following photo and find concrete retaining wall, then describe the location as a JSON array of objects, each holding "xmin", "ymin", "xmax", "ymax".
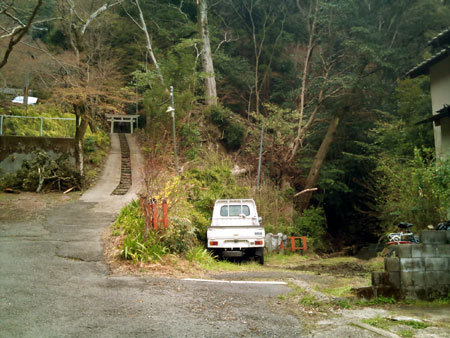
[
  {"xmin": 0, "ymin": 136, "xmax": 75, "ymax": 175},
  {"xmin": 371, "ymin": 231, "xmax": 450, "ymax": 300}
]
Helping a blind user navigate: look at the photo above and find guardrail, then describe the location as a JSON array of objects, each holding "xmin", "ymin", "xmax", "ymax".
[{"xmin": 0, "ymin": 114, "xmax": 76, "ymax": 137}]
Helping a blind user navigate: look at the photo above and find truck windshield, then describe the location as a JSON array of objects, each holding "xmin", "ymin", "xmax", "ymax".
[{"xmin": 220, "ymin": 205, "xmax": 250, "ymax": 216}]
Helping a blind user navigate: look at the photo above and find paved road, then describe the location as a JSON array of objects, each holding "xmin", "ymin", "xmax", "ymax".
[{"xmin": 0, "ymin": 134, "xmax": 301, "ymax": 337}]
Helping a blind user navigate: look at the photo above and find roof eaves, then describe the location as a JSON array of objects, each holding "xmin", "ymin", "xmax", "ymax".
[
  {"xmin": 415, "ymin": 105, "xmax": 450, "ymax": 126},
  {"xmin": 406, "ymin": 47, "xmax": 450, "ymax": 78},
  {"xmin": 429, "ymin": 27, "xmax": 450, "ymax": 47}
]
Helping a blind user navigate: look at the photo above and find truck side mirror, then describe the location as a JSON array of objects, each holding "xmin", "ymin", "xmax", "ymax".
[{"xmin": 258, "ymin": 217, "xmax": 262, "ymax": 224}]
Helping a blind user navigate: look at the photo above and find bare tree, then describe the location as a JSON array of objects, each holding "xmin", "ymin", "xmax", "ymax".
[
  {"xmin": 56, "ymin": 0, "xmax": 126, "ymax": 176},
  {"xmin": 197, "ymin": 0, "xmax": 217, "ymax": 105},
  {"xmin": 0, "ymin": 0, "xmax": 43, "ymax": 69},
  {"xmin": 227, "ymin": 0, "xmax": 285, "ymax": 115},
  {"xmin": 123, "ymin": 0, "xmax": 165, "ymax": 86}
]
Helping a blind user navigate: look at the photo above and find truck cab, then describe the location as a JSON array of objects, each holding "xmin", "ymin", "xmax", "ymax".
[{"xmin": 207, "ymin": 199, "xmax": 265, "ymax": 264}]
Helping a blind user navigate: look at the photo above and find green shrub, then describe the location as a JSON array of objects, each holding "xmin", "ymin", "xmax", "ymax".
[
  {"xmin": 430, "ymin": 156, "xmax": 450, "ymax": 217},
  {"xmin": 376, "ymin": 149, "xmax": 449, "ymax": 231},
  {"xmin": 179, "ymin": 124, "xmax": 201, "ymax": 160},
  {"xmin": 293, "ymin": 206, "xmax": 328, "ymax": 252},
  {"xmin": 223, "ymin": 123, "xmax": 245, "ymax": 150},
  {"xmin": 160, "ymin": 217, "xmax": 198, "ymax": 254},
  {"xmin": 206, "ymin": 104, "xmax": 245, "ymax": 150},
  {"xmin": 83, "ymin": 131, "xmax": 110, "ymax": 165}
]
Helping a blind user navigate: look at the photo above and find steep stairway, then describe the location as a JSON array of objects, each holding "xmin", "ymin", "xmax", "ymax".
[{"xmin": 112, "ymin": 133, "xmax": 132, "ymax": 195}]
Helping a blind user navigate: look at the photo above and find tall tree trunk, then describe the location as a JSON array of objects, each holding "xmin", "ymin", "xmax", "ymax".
[
  {"xmin": 297, "ymin": 114, "xmax": 340, "ymax": 212},
  {"xmin": 197, "ymin": 0, "xmax": 217, "ymax": 105},
  {"xmin": 74, "ymin": 114, "xmax": 89, "ymax": 177}
]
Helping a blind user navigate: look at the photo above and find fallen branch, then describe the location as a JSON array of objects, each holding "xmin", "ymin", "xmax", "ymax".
[
  {"xmin": 63, "ymin": 187, "xmax": 74, "ymax": 194},
  {"xmin": 293, "ymin": 188, "xmax": 318, "ymax": 198}
]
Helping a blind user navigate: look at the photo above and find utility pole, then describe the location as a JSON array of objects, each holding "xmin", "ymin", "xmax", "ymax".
[
  {"xmin": 24, "ymin": 71, "xmax": 30, "ymax": 113},
  {"xmin": 256, "ymin": 123, "xmax": 264, "ymax": 190},
  {"xmin": 169, "ymin": 86, "xmax": 179, "ymax": 172},
  {"xmin": 135, "ymin": 77, "xmax": 139, "ymax": 113}
]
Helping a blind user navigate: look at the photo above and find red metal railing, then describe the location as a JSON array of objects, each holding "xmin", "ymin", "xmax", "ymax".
[
  {"xmin": 139, "ymin": 196, "xmax": 169, "ymax": 230},
  {"xmin": 280, "ymin": 236, "xmax": 307, "ymax": 253}
]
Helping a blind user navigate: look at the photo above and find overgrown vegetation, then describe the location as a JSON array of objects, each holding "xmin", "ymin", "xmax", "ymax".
[
  {"xmin": 113, "ymin": 153, "xmax": 250, "ymax": 262},
  {"xmin": 0, "ymin": 150, "xmax": 80, "ymax": 192},
  {"xmin": 0, "ymin": 104, "xmax": 110, "ymax": 192},
  {"xmin": 293, "ymin": 206, "xmax": 328, "ymax": 252},
  {"xmin": 0, "ymin": 104, "xmax": 75, "ymax": 137},
  {"xmin": 375, "ymin": 150, "xmax": 450, "ymax": 232},
  {"xmin": 206, "ymin": 104, "xmax": 246, "ymax": 151}
]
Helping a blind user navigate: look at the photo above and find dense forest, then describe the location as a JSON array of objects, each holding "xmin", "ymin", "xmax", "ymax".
[{"xmin": 1, "ymin": 0, "xmax": 450, "ymax": 251}]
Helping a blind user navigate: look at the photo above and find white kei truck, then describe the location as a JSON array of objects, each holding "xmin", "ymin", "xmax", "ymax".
[{"xmin": 207, "ymin": 199, "xmax": 265, "ymax": 264}]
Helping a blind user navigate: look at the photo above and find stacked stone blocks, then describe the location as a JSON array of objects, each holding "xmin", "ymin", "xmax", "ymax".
[{"xmin": 371, "ymin": 230, "xmax": 450, "ymax": 300}]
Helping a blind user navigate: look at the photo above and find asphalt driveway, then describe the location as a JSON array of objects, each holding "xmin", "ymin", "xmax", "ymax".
[
  {"xmin": 0, "ymin": 199, "xmax": 300, "ymax": 338},
  {"xmin": 0, "ymin": 134, "xmax": 301, "ymax": 337}
]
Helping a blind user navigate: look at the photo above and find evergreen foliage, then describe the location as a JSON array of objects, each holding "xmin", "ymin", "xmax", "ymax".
[
  {"xmin": 207, "ymin": 104, "xmax": 245, "ymax": 150},
  {"xmin": 293, "ymin": 206, "xmax": 328, "ymax": 252}
]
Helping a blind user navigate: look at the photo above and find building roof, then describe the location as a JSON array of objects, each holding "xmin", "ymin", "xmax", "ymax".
[
  {"xmin": 415, "ymin": 105, "xmax": 450, "ymax": 126},
  {"xmin": 429, "ymin": 27, "xmax": 450, "ymax": 48},
  {"xmin": 406, "ymin": 27, "xmax": 450, "ymax": 78},
  {"xmin": 12, "ymin": 96, "xmax": 38, "ymax": 105}
]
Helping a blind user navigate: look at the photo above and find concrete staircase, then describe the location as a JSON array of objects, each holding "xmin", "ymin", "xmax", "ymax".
[{"xmin": 112, "ymin": 133, "xmax": 132, "ymax": 195}]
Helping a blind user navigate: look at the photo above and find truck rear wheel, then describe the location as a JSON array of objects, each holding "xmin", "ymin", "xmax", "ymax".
[
  {"xmin": 256, "ymin": 248, "xmax": 264, "ymax": 265},
  {"xmin": 258, "ymin": 253, "xmax": 264, "ymax": 265}
]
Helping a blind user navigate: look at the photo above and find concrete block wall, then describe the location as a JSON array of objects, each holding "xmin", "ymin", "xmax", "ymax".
[
  {"xmin": 0, "ymin": 136, "xmax": 75, "ymax": 174},
  {"xmin": 371, "ymin": 230, "xmax": 450, "ymax": 300}
]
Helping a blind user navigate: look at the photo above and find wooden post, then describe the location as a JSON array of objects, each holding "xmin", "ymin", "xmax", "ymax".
[
  {"xmin": 301, "ymin": 236, "xmax": 307, "ymax": 253},
  {"xmin": 162, "ymin": 199, "xmax": 168, "ymax": 228},
  {"xmin": 290, "ymin": 237, "xmax": 296, "ymax": 252},
  {"xmin": 152, "ymin": 201, "xmax": 158, "ymax": 230}
]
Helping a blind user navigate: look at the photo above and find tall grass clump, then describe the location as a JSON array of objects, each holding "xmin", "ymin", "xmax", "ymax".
[{"xmin": 114, "ymin": 200, "xmax": 167, "ymax": 262}]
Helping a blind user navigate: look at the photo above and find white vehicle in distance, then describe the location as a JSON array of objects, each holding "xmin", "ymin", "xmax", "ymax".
[{"xmin": 207, "ymin": 199, "xmax": 265, "ymax": 264}]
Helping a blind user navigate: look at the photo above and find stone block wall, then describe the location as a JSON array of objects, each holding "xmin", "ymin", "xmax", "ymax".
[{"xmin": 371, "ymin": 230, "xmax": 450, "ymax": 300}]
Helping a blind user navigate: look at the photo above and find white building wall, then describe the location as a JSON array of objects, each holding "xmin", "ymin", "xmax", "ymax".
[{"xmin": 429, "ymin": 56, "xmax": 450, "ymax": 158}]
